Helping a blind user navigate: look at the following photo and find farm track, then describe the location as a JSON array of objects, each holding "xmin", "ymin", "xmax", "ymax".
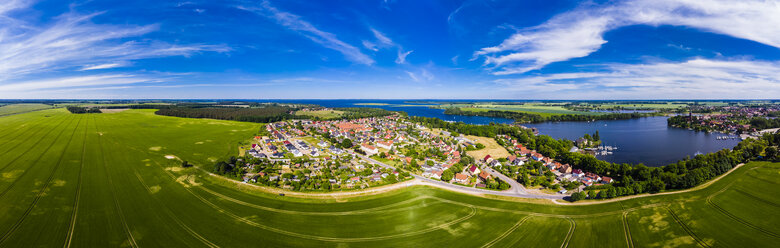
[
  {"xmin": 666, "ymin": 206, "xmax": 711, "ymax": 248},
  {"xmin": 0, "ymin": 116, "xmax": 84, "ymax": 245},
  {"xmin": 734, "ymin": 188, "xmax": 780, "ymax": 208},
  {"xmin": 189, "ymin": 176, "xmax": 478, "ymax": 242},
  {"xmin": 0, "ymin": 116, "xmax": 77, "ymax": 199},
  {"xmin": 560, "ymin": 218, "xmax": 575, "ymax": 248},
  {"xmin": 134, "ymin": 171, "xmax": 219, "ymax": 248},
  {"xmin": 622, "ymin": 211, "xmax": 635, "ymax": 248},
  {"xmin": 0, "ymin": 114, "xmax": 51, "ymax": 145},
  {"xmin": 94, "ymin": 117, "xmax": 138, "ymax": 248},
  {"xmin": 197, "ymin": 185, "xmax": 441, "ymax": 216},
  {"xmin": 64, "ymin": 116, "xmax": 90, "ymax": 248},
  {"xmin": 705, "ymin": 183, "xmax": 780, "ymax": 239},
  {"xmin": 480, "ymin": 215, "xmax": 531, "ymax": 248},
  {"xmin": 0, "ymin": 115, "xmax": 73, "ymax": 172}
]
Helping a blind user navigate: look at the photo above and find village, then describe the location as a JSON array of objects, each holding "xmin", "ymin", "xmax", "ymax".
[{"xmin": 231, "ymin": 113, "xmax": 614, "ymax": 194}]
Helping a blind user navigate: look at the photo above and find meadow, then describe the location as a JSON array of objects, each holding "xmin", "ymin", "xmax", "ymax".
[
  {"xmin": 0, "ymin": 108, "xmax": 778, "ymax": 247},
  {"xmin": 0, "ymin": 103, "xmax": 52, "ymax": 116},
  {"xmin": 294, "ymin": 109, "xmax": 345, "ymax": 120}
]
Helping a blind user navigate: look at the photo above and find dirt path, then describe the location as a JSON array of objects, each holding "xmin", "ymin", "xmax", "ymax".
[{"xmin": 550, "ymin": 163, "xmax": 745, "ymax": 205}]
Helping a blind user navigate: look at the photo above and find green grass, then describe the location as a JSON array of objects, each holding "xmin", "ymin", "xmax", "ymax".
[
  {"xmin": 0, "ymin": 103, "xmax": 52, "ymax": 116},
  {"xmin": 295, "ymin": 109, "xmax": 344, "ymax": 119},
  {"xmin": 0, "ymin": 108, "xmax": 779, "ymax": 247}
]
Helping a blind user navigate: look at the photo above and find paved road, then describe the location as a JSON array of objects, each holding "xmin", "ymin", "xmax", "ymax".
[{"xmin": 357, "ymin": 154, "xmax": 564, "ymax": 200}]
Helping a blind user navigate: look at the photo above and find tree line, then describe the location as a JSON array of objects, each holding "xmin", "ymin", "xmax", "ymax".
[
  {"xmin": 443, "ymin": 107, "xmax": 656, "ymax": 123},
  {"xmin": 155, "ymin": 106, "xmax": 298, "ymax": 123},
  {"xmin": 409, "ymin": 115, "xmax": 780, "ymax": 201},
  {"xmin": 66, "ymin": 106, "xmax": 101, "ymax": 114}
]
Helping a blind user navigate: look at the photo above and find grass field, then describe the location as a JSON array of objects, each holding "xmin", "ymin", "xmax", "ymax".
[
  {"xmin": 0, "ymin": 103, "xmax": 52, "ymax": 116},
  {"xmin": 295, "ymin": 109, "xmax": 345, "ymax": 119},
  {"xmin": 0, "ymin": 109, "xmax": 779, "ymax": 247},
  {"xmin": 445, "ymin": 103, "xmax": 603, "ymax": 117},
  {"xmin": 464, "ymin": 135, "xmax": 511, "ymax": 161}
]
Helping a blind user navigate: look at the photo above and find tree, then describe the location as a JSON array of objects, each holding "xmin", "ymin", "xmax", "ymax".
[
  {"xmin": 441, "ymin": 169, "xmax": 454, "ymax": 181},
  {"xmin": 765, "ymin": 146, "xmax": 777, "ymax": 161},
  {"xmin": 593, "ymin": 130, "xmax": 600, "ymax": 141},
  {"xmin": 181, "ymin": 160, "xmax": 191, "ymax": 168},
  {"xmin": 570, "ymin": 192, "xmax": 586, "ymax": 202},
  {"xmin": 475, "ymin": 143, "xmax": 485, "ymax": 149},
  {"xmin": 341, "ymin": 138, "xmax": 353, "ymax": 148}
]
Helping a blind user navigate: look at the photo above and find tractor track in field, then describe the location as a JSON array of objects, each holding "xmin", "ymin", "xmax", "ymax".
[
  {"xmin": 94, "ymin": 117, "xmax": 138, "ymax": 248},
  {"xmin": 0, "ymin": 116, "xmax": 84, "ymax": 245},
  {"xmin": 196, "ymin": 185, "xmax": 442, "ymax": 216},
  {"xmin": 0, "ymin": 115, "xmax": 52, "ymax": 146},
  {"xmin": 734, "ymin": 188, "xmax": 780, "ymax": 208},
  {"xmin": 64, "ymin": 116, "xmax": 89, "ymax": 248},
  {"xmin": 560, "ymin": 217, "xmax": 575, "ymax": 248},
  {"xmin": 0, "ymin": 115, "xmax": 73, "ymax": 173},
  {"xmin": 0, "ymin": 116, "xmax": 77, "ymax": 199},
  {"xmin": 622, "ymin": 211, "xmax": 635, "ymax": 248},
  {"xmin": 480, "ymin": 215, "xmax": 532, "ymax": 248},
  {"xmin": 666, "ymin": 206, "xmax": 711, "ymax": 248},
  {"xmin": 705, "ymin": 183, "xmax": 780, "ymax": 239},
  {"xmin": 134, "ymin": 171, "xmax": 219, "ymax": 248}
]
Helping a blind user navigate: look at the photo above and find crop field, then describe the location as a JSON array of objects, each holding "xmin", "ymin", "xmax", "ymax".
[
  {"xmin": 295, "ymin": 109, "xmax": 344, "ymax": 119},
  {"xmin": 0, "ymin": 103, "xmax": 52, "ymax": 116},
  {"xmin": 589, "ymin": 103, "xmax": 688, "ymax": 109},
  {"xmin": 0, "ymin": 109, "xmax": 779, "ymax": 247}
]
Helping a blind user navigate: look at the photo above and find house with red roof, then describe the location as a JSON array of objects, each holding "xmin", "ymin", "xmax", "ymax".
[
  {"xmin": 454, "ymin": 173, "xmax": 469, "ymax": 184},
  {"xmin": 468, "ymin": 165, "xmax": 480, "ymax": 176}
]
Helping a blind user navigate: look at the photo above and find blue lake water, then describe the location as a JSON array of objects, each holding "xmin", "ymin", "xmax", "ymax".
[
  {"xmin": 524, "ymin": 117, "xmax": 740, "ymax": 166},
  {"xmin": 246, "ymin": 100, "xmax": 740, "ymax": 166}
]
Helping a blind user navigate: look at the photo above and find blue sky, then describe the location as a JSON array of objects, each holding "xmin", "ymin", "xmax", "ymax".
[{"xmin": 1, "ymin": 0, "xmax": 779, "ymax": 99}]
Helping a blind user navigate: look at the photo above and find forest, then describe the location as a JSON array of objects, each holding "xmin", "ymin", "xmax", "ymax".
[
  {"xmin": 66, "ymin": 106, "xmax": 101, "ymax": 114},
  {"xmin": 410, "ymin": 116, "xmax": 780, "ymax": 199},
  {"xmin": 443, "ymin": 107, "xmax": 655, "ymax": 123},
  {"xmin": 155, "ymin": 106, "xmax": 298, "ymax": 123}
]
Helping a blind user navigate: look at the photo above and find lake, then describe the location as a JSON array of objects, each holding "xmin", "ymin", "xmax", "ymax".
[
  {"xmin": 523, "ymin": 117, "xmax": 740, "ymax": 166},
  {"xmin": 248, "ymin": 100, "xmax": 739, "ymax": 167}
]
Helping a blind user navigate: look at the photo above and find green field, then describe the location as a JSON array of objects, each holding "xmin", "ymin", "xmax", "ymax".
[
  {"xmin": 0, "ymin": 103, "xmax": 52, "ymax": 116},
  {"xmin": 444, "ymin": 103, "xmax": 603, "ymax": 117},
  {"xmin": 1, "ymin": 109, "xmax": 779, "ymax": 247},
  {"xmin": 295, "ymin": 109, "xmax": 345, "ymax": 119}
]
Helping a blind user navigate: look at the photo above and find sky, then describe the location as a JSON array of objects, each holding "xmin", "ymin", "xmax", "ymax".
[{"xmin": 1, "ymin": 0, "xmax": 779, "ymax": 99}]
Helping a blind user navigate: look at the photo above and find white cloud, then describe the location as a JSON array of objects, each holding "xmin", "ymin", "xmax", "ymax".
[
  {"xmin": 0, "ymin": 74, "xmax": 156, "ymax": 93},
  {"xmin": 495, "ymin": 59, "xmax": 780, "ymax": 99},
  {"xmin": 370, "ymin": 28, "xmax": 393, "ymax": 46},
  {"xmin": 405, "ymin": 71, "xmax": 420, "ymax": 82},
  {"xmin": 476, "ymin": 0, "xmax": 780, "ymax": 75},
  {"xmin": 238, "ymin": 1, "xmax": 374, "ymax": 65},
  {"xmin": 79, "ymin": 63, "xmax": 128, "ymax": 71},
  {"xmin": 395, "ymin": 49, "xmax": 413, "ymax": 64},
  {"xmin": 405, "ymin": 68, "xmax": 434, "ymax": 82},
  {"xmin": 0, "ymin": 7, "xmax": 229, "ymax": 82},
  {"xmin": 362, "ymin": 40, "xmax": 378, "ymax": 51}
]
